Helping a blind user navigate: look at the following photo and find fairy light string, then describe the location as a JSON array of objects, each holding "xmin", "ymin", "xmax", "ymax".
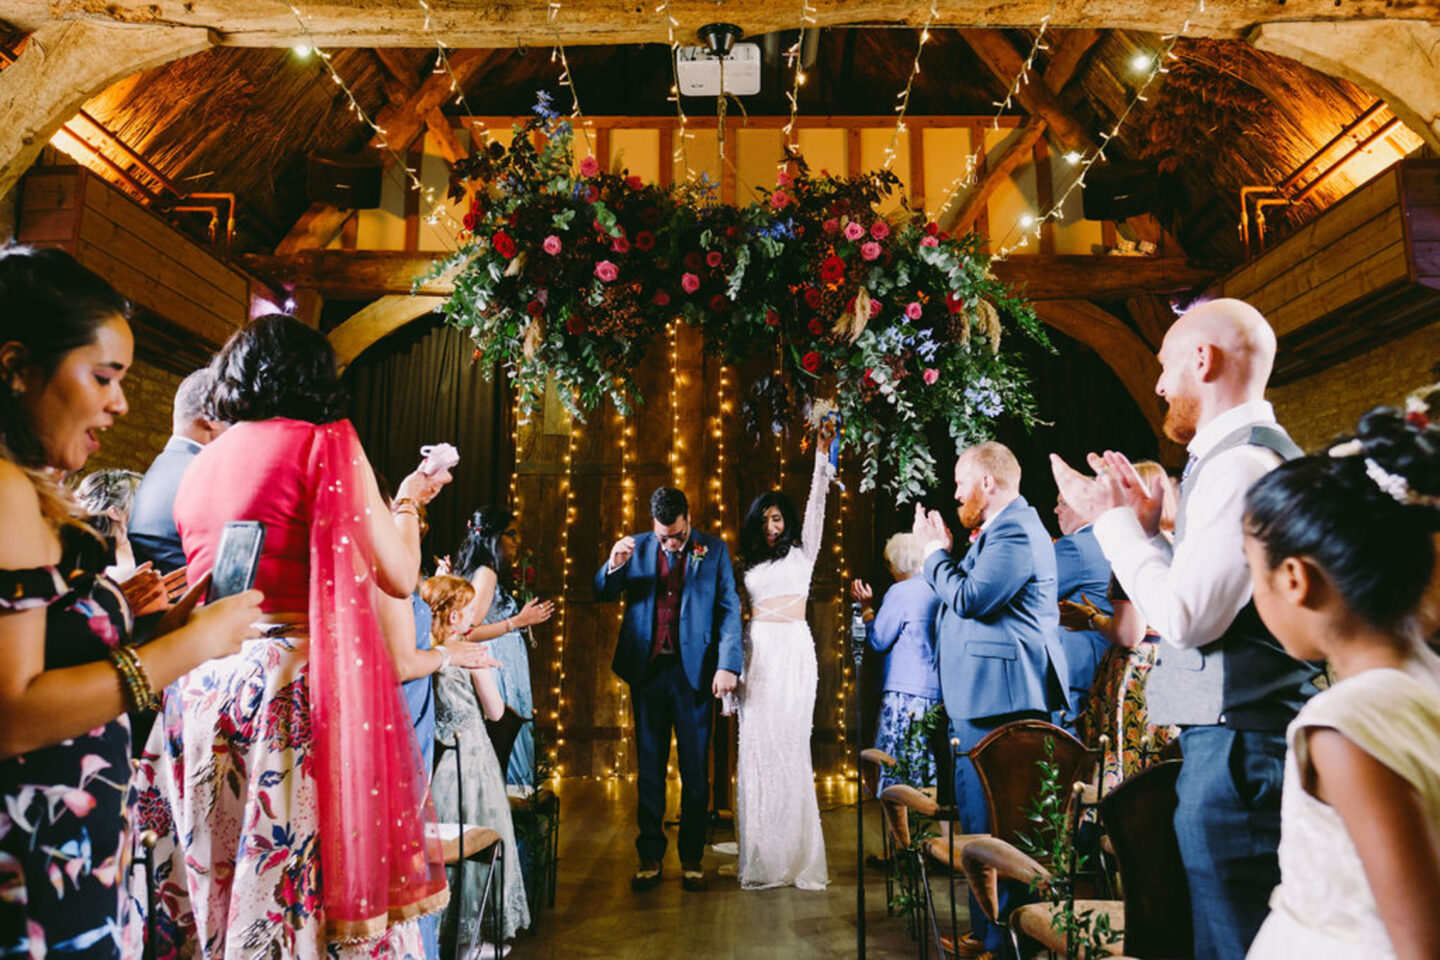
[
  {"xmin": 547, "ymin": 1, "xmax": 596, "ymax": 158},
  {"xmin": 989, "ymin": 0, "xmax": 1206, "ymax": 259},
  {"xmin": 881, "ymin": 0, "xmax": 939, "ymax": 173},
  {"xmin": 780, "ymin": 0, "xmax": 819, "ymax": 166},
  {"xmin": 657, "ymin": 0, "xmax": 695, "ymax": 183},
  {"xmin": 551, "ymin": 418, "xmax": 576, "ymax": 780}
]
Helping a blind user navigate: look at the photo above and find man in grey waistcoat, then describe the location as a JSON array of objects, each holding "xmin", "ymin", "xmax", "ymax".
[{"xmin": 1051, "ymin": 298, "xmax": 1320, "ymax": 960}]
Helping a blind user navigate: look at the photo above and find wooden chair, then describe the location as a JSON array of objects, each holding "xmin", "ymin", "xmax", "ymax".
[
  {"xmin": 988, "ymin": 760, "xmax": 1190, "ymax": 959},
  {"xmin": 432, "ymin": 732, "xmax": 506, "ymax": 960},
  {"xmin": 878, "ymin": 783, "xmax": 947, "ymax": 959}
]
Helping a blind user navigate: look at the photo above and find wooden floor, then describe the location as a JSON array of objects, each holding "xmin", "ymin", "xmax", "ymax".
[{"xmin": 510, "ymin": 777, "xmax": 966, "ymax": 959}]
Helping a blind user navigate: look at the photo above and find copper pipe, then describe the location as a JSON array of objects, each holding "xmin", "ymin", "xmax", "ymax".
[
  {"xmin": 1276, "ymin": 101, "xmax": 1388, "ymax": 195},
  {"xmin": 1253, "ymin": 198, "xmax": 1292, "ymax": 251},
  {"xmin": 1290, "ymin": 117, "xmax": 1405, "ymax": 205},
  {"xmin": 185, "ymin": 193, "xmax": 237, "ymax": 247}
]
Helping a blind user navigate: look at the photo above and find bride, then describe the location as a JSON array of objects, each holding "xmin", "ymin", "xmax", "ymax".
[{"xmin": 734, "ymin": 417, "xmax": 836, "ymax": 890}]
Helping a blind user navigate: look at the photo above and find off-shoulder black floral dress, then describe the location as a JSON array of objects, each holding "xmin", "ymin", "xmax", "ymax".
[{"xmin": 0, "ymin": 533, "xmax": 136, "ymax": 958}]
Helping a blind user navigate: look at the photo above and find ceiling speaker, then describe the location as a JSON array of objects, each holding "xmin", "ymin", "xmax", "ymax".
[{"xmin": 1081, "ymin": 162, "xmax": 1160, "ymax": 221}]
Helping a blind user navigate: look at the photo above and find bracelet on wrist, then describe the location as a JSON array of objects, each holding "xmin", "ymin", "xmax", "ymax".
[{"xmin": 110, "ymin": 644, "xmax": 161, "ymax": 712}]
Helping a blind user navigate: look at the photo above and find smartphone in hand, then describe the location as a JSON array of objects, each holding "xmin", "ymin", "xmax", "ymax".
[{"xmin": 207, "ymin": 521, "xmax": 266, "ymax": 603}]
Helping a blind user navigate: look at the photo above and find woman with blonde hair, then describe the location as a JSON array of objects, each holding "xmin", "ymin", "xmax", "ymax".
[{"xmin": 851, "ymin": 532, "xmax": 942, "ymax": 790}]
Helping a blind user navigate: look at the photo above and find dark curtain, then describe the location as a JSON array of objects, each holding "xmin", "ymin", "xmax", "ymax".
[{"xmin": 344, "ymin": 317, "xmax": 511, "ymax": 563}]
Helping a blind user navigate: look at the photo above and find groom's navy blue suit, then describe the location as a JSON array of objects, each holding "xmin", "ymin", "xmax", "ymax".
[{"xmin": 595, "ymin": 530, "xmax": 742, "ymax": 865}]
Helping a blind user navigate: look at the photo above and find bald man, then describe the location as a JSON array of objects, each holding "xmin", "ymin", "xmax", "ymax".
[{"xmin": 1051, "ymin": 299, "xmax": 1320, "ymax": 960}]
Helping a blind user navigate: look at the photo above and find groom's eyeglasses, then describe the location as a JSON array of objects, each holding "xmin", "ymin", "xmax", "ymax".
[{"xmin": 657, "ymin": 524, "xmax": 690, "ymax": 548}]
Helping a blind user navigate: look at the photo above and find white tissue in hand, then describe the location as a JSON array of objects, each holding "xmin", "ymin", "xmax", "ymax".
[{"xmin": 419, "ymin": 443, "xmax": 460, "ymax": 475}]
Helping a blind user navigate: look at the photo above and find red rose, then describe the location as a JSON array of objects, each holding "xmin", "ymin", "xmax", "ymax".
[
  {"xmin": 725, "ymin": 226, "xmax": 740, "ymax": 241},
  {"xmin": 683, "ymin": 251, "xmax": 705, "ymax": 272},
  {"xmin": 807, "ymin": 317, "xmax": 824, "ymax": 336},
  {"xmin": 801, "ymin": 351, "xmax": 822, "ymax": 374},
  {"xmin": 706, "ymin": 250, "xmax": 723, "ymax": 269},
  {"xmin": 462, "ymin": 212, "xmax": 476, "ymax": 232},
  {"xmin": 652, "ymin": 290, "xmax": 671, "ymax": 307},
  {"xmin": 709, "ymin": 293, "xmax": 729, "ymax": 313},
  {"xmin": 765, "ymin": 308, "xmax": 779, "ymax": 326},
  {"xmin": 939, "ymin": 231, "xmax": 951, "ymax": 241},
  {"xmin": 820, "ymin": 255, "xmax": 846, "ymax": 284},
  {"xmin": 626, "ymin": 175, "xmax": 644, "ymax": 190},
  {"xmin": 803, "ymin": 286, "xmax": 823, "ymax": 310},
  {"xmin": 566, "ymin": 316, "xmax": 586, "ymax": 335},
  {"xmin": 863, "ymin": 368, "xmax": 876, "ymax": 387},
  {"xmin": 525, "ymin": 300, "xmax": 543, "ymax": 317},
  {"xmin": 584, "ymin": 185, "xmax": 600, "ymax": 203},
  {"xmin": 593, "ymin": 218, "xmax": 605, "ymax": 233},
  {"xmin": 612, "ymin": 234, "xmax": 630, "ymax": 254},
  {"xmin": 925, "ymin": 221, "xmax": 939, "ymax": 236},
  {"xmin": 945, "ymin": 292, "xmax": 964, "ymax": 314},
  {"xmin": 635, "ymin": 230, "xmax": 656, "ymax": 251},
  {"xmin": 492, "ymin": 230, "xmax": 517, "ymax": 259},
  {"xmin": 870, "ymin": 221, "xmax": 891, "ymax": 240}
]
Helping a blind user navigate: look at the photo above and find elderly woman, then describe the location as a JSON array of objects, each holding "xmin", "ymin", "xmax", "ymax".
[
  {"xmin": 851, "ymin": 532, "xmax": 942, "ymax": 790},
  {"xmin": 74, "ymin": 468, "xmax": 143, "ymax": 580}
]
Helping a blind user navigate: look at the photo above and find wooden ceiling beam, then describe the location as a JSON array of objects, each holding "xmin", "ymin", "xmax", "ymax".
[
  {"xmin": 952, "ymin": 117, "xmax": 1048, "ymax": 233},
  {"xmin": 237, "ymin": 249, "xmax": 1222, "ymax": 302},
  {"xmin": 1041, "ymin": 28, "xmax": 1103, "ymax": 91},
  {"xmin": 371, "ymin": 48, "xmax": 422, "ymax": 105},
  {"xmin": 6, "ymin": 2, "xmax": 1435, "ymax": 46},
  {"xmin": 274, "ymin": 48, "xmax": 498, "ymax": 254},
  {"xmin": 958, "ymin": 28, "xmax": 1096, "ymax": 154}
]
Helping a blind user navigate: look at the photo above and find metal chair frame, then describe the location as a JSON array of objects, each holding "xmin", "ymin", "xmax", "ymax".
[{"xmin": 434, "ymin": 731, "xmax": 506, "ymax": 960}]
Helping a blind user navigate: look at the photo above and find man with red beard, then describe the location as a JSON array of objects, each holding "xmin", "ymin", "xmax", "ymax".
[
  {"xmin": 913, "ymin": 441, "xmax": 1070, "ymax": 958},
  {"xmin": 1051, "ymin": 298, "xmax": 1320, "ymax": 960}
]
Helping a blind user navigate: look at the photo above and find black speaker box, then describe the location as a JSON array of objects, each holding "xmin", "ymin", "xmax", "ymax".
[
  {"xmin": 306, "ymin": 152, "xmax": 384, "ymax": 209},
  {"xmin": 1081, "ymin": 162, "xmax": 1160, "ymax": 221}
]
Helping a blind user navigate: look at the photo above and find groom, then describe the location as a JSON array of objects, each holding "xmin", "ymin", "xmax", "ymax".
[{"xmin": 595, "ymin": 486, "xmax": 743, "ymax": 893}]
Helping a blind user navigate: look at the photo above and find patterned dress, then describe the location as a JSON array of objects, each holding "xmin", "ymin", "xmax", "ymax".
[
  {"xmin": 1077, "ymin": 576, "xmax": 1177, "ymax": 792},
  {"xmin": 1, "ymin": 532, "xmax": 139, "ymax": 959}
]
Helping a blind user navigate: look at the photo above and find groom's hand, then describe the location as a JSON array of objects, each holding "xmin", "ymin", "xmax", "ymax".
[
  {"xmin": 712, "ymin": 669, "xmax": 738, "ymax": 698},
  {"xmin": 607, "ymin": 535, "xmax": 636, "ymax": 572}
]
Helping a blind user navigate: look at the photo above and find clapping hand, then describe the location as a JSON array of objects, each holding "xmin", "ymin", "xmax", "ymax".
[
  {"xmin": 515, "ymin": 597, "xmax": 555, "ymax": 627},
  {"xmin": 911, "ymin": 503, "xmax": 952, "ymax": 552},
  {"xmin": 1049, "ymin": 451, "xmax": 1166, "ymax": 537},
  {"xmin": 849, "ymin": 579, "xmax": 873, "ymax": 604},
  {"xmin": 397, "ymin": 463, "xmax": 452, "ymax": 507}
]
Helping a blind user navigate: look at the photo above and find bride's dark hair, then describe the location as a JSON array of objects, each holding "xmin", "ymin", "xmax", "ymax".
[{"xmin": 739, "ymin": 491, "xmax": 801, "ymax": 570}]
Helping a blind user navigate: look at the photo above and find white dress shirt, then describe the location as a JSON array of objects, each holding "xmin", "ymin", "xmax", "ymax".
[{"xmin": 1093, "ymin": 400, "xmax": 1285, "ymax": 650}]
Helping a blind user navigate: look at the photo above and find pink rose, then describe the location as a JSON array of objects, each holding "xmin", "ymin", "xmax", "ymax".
[
  {"xmin": 905, "ymin": 301, "xmax": 923, "ymax": 320},
  {"xmin": 923, "ymin": 368, "xmax": 939, "ymax": 385},
  {"xmin": 869, "ymin": 298, "xmax": 882, "ymax": 318},
  {"xmin": 594, "ymin": 260, "xmax": 619, "ymax": 283},
  {"xmin": 843, "ymin": 221, "xmax": 865, "ymax": 241},
  {"xmin": 823, "ymin": 218, "xmax": 840, "ymax": 234},
  {"xmin": 777, "ymin": 170, "xmax": 794, "ymax": 187},
  {"xmin": 579, "ymin": 155, "xmax": 600, "ymax": 178},
  {"xmin": 769, "ymin": 190, "xmax": 792, "ymax": 210},
  {"xmin": 920, "ymin": 236, "xmax": 939, "ymax": 247},
  {"xmin": 681, "ymin": 272, "xmax": 701, "ymax": 294},
  {"xmin": 870, "ymin": 221, "xmax": 890, "ymax": 240},
  {"xmin": 861, "ymin": 241, "xmax": 881, "ymax": 261},
  {"xmin": 706, "ymin": 250, "xmax": 723, "ymax": 269},
  {"xmin": 542, "ymin": 235, "xmax": 562, "ymax": 255}
]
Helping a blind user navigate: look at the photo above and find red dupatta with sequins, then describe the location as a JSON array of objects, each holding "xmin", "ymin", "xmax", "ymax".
[{"xmin": 306, "ymin": 421, "xmax": 448, "ymax": 942}]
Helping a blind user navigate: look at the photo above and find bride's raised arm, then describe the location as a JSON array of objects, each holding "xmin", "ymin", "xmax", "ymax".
[{"xmin": 800, "ymin": 434, "xmax": 836, "ymax": 561}]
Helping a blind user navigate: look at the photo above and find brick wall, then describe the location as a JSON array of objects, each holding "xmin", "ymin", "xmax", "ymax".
[
  {"xmin": 83, "ymin": 356, "xmax": 183, "ymax": 476},
  {"xmin": 1270, "ymin": 321, "xmax": 1440, "ymax": 452}
]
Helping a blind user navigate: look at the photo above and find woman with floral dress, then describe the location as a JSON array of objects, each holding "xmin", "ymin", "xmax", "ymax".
[{"xmin": 0, "ymin": 246, "xmax": 257, "ymax": 958}]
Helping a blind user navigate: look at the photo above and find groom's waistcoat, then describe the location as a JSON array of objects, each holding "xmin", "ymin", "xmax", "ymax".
[{"xmin": 651, "ymin": 546, "xmax": 687, "ymax": 659}]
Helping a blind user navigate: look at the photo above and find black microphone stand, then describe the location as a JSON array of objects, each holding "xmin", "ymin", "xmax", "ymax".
[{"xmin": 850, "ymin": 601, "xmax": 869, "ymax": 959}]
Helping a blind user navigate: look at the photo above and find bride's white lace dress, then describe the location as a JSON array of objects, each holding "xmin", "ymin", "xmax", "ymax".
[{"xmin": 736, "ymin": 448, "xmax": 832, "ymax": 890}]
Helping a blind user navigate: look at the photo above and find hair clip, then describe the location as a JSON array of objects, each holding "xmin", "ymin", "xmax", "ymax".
[{"xmin": 1365, "ymin": 458, "xmax": 1440, "ymax": 507}]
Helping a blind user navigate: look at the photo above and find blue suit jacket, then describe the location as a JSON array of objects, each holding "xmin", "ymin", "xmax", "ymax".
[
  {"xmin": 593, "ymin": 530, "xmax": 744, "ymax": 693},
  {"xmin": 924, "ymin": 496, "xmax": 1070, "ymax": 721},
  {"xmin": 129, "ymin": 436, "xmax": 201, "ymax": 574},
  {"xmin": 1054, "ymin": 527, "xmax": 1115, "ymax": 700}
]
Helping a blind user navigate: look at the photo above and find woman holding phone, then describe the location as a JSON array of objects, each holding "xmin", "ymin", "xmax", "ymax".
[
  {"xmin": 0, "ymin": 246, "xmax": 261, "ymax": 959},
  {"xmin": 147, "ymin": 313, "xmax": 450, "ymax": 958}
]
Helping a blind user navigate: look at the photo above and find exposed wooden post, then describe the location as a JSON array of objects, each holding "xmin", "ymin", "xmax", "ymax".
[
  {"xmin": 1249, "ymin": 20, "xmax": 1440, "ymax": 153},
  {"xmin": 959, "ymin": 29, "xmax": 1094, "ymax": 154},
  {"xmin": 290, "ymin": 287, "xmax": 325, "ymax": 329},
  {"xmin": 0, "ymin": 21, "xmax": 212, "ymax": 202}
]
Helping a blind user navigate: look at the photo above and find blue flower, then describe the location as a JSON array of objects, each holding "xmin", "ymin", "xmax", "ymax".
[
  {"xmin": 964, "ymin": 377, "xmax": 1004, "ymax": 417},
  {"xmin": 532, "ymin": 91, "xmax": 559, "ymax": 123}
]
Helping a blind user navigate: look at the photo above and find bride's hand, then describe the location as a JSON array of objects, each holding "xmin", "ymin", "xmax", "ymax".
[{"xmin": 712, "ymin": 668, "xmax": 738, "ymax": 699}]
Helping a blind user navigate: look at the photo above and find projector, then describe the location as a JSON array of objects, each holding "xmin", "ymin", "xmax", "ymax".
[{"xmin": 675, "ymin": 43, "xmax": 762, "ymax": 97}]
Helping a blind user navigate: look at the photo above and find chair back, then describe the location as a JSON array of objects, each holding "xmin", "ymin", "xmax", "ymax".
[
  {"xmin": 486, "ymin": 705, "xmax": 528, "ymax": 778},
  {"xmin": 1099, "ymin": 759, "xmax": 1191, "ymax": 958},
  {"xmin": 970, "ymin": 720, "xmax": 1095, "ymax": 844}
]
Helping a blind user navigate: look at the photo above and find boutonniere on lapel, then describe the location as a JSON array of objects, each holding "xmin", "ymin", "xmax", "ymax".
[
  {"xmin": 689, "ymin": 543, "xmax": 708, "ymax": 567},
  {"xmin": 968, "ymin": 528, "xmax": 982, "ymax": 545}
]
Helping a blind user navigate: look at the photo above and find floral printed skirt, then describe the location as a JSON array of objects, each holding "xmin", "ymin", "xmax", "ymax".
[
  {"xmin": 1077, "ymin": 641, "xmax": 1177, "ymax": 793},
  {"xmin": 139, "ymin": 631, "xmax": 426, "ymax": 959},
  {"xmin": 874, "ymin": 691, "xmax": 941, "ymax": 792}
]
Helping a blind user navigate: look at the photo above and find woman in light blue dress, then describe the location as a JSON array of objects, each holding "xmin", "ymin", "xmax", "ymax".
[{"xmin": 453, "ymin": 507, "xmax": 550, "ymax": 788}]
